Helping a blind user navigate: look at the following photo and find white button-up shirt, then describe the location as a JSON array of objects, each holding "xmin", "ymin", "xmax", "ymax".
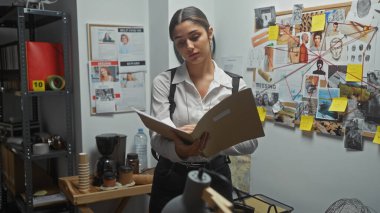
[{"xmin": 150, "ymin": 61, "xmax": 258, "ymax": 162}]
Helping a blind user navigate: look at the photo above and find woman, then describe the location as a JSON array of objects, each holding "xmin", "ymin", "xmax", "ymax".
[
  {"xmin": 102, "ymin": 32, "xmax": 114, "ymax": 42},
  {"xmin": 119, "ymin": 34, "xmax": 130, "ymax": 54},
  {"xmin": 149, "ymin": 6, "xmax": 258, "ymax": 213},
  {"xmin": 311, "ymin": 31, "xmax": 322, "ymax": 51},
  {"xmin": 99, "ymin": 67, "xmax": 114, "ymax": 82}
]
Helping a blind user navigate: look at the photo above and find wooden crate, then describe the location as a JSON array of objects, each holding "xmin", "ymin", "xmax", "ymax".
[{"xmin": 0, "ymin": 143, "xmax": 59, "ymax": 196}]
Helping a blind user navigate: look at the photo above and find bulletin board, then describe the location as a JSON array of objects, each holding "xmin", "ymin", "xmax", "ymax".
[
  {"xmin": 251, "ymin": 1, "xmax": 380, "ymax": 150},
  {"xmin": 87, "ymin": 24, "xmax": 147, "ymax": 114}
]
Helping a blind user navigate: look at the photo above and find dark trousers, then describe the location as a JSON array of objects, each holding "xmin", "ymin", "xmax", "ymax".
[{"xmin": 149, "ymin": 156, "xmax": 232, "ymax": 213}]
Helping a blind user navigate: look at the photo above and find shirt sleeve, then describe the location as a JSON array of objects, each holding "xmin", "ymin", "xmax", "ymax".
[
  {"xmin": 220, "ymin": 139, "xmax": 258, "ymax": 156},
  {"xmin": 150, "ymin": 72, "xmax": 184, "ymax": 162}
]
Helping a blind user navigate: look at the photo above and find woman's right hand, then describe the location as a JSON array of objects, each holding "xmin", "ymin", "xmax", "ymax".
[{"xmin": 172, "ymin": 124, "xmax": 208, "ymax": 159}]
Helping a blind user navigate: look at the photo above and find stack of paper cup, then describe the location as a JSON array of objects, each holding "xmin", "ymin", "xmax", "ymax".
[{"xmin": 78, "ymin": 152, "xmax": 90, "ymax": 193}]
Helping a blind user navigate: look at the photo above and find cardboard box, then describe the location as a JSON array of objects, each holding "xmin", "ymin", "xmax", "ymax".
[{"xmin": 1, "ymin": 143, "xmax": 24, "ymax": 195}]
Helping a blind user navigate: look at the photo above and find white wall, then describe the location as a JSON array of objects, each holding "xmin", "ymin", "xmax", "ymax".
[
  {"xmin": 215, "ymin": 0, "xmax": 380, "ymax": 212},
  {"xmin": 74, "ymin": 0, "xmax": 150, "ymax": 212}
]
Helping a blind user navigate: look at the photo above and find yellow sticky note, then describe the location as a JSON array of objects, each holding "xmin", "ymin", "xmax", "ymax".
[
  {"xmin": 329, "ymin": 97, "xmax": 348, "ymax": 112},
  {"xmin": 300, "ymin": 115, "xmax": 314, "ymax": 131},
  {"xmin": 268, "ymin": 26, "xmax": 279, "ymax": 40},
  {"xmin": 32, "ymin": 80, "xmax": 45, "ymax": 92},
  {"xmin": 346, "ymin": 64, "xmax": 363, "ymax": 82},
  {"xmin": 257, "ymin": 107, "xmax": 266, "ymax": 122},
  {"xmin": 373, "ymin": 126, "xmax": 380, "ymax": 144},
  {"xmin": 311, "ymin": 14, "xmax": 326, "ymax": 32}
]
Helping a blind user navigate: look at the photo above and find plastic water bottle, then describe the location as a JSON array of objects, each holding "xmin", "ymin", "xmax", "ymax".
[{"xmin": 134, "ymin": 128, "xmax": 148, "ymax": 172}]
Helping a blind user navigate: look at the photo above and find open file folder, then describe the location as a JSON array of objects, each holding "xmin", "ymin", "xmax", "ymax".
[{"xmin": 134, "ymin": 88, "xmax": 265, "ymax": 157}]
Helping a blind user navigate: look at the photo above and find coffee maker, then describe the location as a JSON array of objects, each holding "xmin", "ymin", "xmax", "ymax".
[{"xmin": 93, "ymin": 133, "xmax": 127, "ymax": 186}]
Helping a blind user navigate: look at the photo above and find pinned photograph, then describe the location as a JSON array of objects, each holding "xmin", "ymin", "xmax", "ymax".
[
  {"xmin": 328, "ymin": 65, "xmax": 347, "ymax": 88},
  {"xmin": 255, "ymin": 91, "xmax": 279, "ymax": 116},
  {"xmin": 363, "ymin": 71, "xmax": 380, "ymax": 123},
  {"xmin": 325, "ymin": 9, "xmax": 346, "ymax": 36},
  {"xmin": 316, "ymin": 88, "xmax": 340, "ymax": 120},
  {"xmin": 291, "ymin": 4, "xmax": 304, "ymax": 25},
  {"xmin": 324, "ymin": 34, "xmax": 348, "ymax": 64},
  {"xmin": 302, "ymin": 97, "xmax": 318, "ymax": 115},
  {"xmin": 95, "ymin": 88, "xmax": 116, "ymax": 113},
  {"xmin": 303, "ymin": 75, "xmax": 320, "ymax": 99},
  {"xmin": 346, "ymin": 0, "xmax": 378, "ymax": 26},
  {"xmin": 314, "ymin": 119, "xmax": 344, "ymax": 136},
  {"xmin": 274, "ymin": 101, "xmax": 301, "ymax": 127},
  {"xmin": 310, "ymin": 31, "xmax": 325, "ymax": 51},
  {"xmin": 344, "ymin": 118, "xmax": 364, "ymax": 150},
  {"xmin": 300, "ymin": 10, "xmax": 324, "ymax": 32},
  {"xmin": 255, "ymin": 6, "xmax": 276, "ymax": 30}
]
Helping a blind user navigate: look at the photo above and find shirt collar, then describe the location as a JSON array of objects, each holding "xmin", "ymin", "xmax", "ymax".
[{"xmin": 172, "ymin": 61, "xmax": 233, "ymax": 89}]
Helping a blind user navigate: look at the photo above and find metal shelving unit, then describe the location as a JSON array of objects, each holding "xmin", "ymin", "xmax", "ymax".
[{"xmin": 0, "ymin": 6, "xmax": 75, "ymax": 213}]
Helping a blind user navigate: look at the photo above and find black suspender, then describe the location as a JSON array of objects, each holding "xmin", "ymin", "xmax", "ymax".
[
  {"xmin": 224, "ymin": 71, "xmax": 242, "ymax": 94},
  {"xmin": 167, "ymin": 68, "xmax": 177, "ymax": 120}
]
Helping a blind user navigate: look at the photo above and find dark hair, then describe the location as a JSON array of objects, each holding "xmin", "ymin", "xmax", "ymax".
[
  {"xmin": 313, "ymin": 31, "xmax": 322, "ymax": 39},
  {"xmin": 169, "ymin": 6, "xmax": 210, "ymax": 41},
  {"xmin": 317, "ymin": 59, "xmax": 323, "ymax": 66}
]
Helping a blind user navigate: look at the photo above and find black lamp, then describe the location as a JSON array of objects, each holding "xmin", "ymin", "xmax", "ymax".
[
  {"xmin": 162, "ymin": 170, "xmax": 211, "ymax": 213},
  {"xmin": 162, "ymin": 169, "xmax": 233, "ymax": 213}
]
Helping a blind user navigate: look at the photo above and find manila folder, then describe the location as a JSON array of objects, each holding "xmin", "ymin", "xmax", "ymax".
[{"xmin": 135, "ymin": 88, "xmax": 265, "ymax": 157}]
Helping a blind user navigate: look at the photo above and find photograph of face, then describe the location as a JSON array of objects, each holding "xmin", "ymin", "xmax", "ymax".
[
  {"xmin": 326, "ymin": 22, "xmax": 340, "ymax": 37},
  {"xmin": 301, "ymin": 32, "xmax": 310, "ymax": 45},
  {"xmin": 367, "ymin": 70, "xmax": 380, "ymax": 92},
  {"xmin": 311, "ymin": 31, "xmax": 324, "ymax": 51},
  {"xmin": 325, "ymin": 8, "xmax": 346, "ymax": 36},
  {"xmin": 291, "ymin": 4, "xmax": 303, "ymax": 25},
  {"xmin": 329, "ymin": 37, "xmax": 343, "ymax": 60},
  {"xmin": 119, "ymin": 34, "xmax": 130, "ymax": 55},
  {"xmin": 98, "ymin": 66, "xmax": 118, "ymax": 82}
]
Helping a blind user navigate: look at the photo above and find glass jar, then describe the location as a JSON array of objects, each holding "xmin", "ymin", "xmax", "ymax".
[
  {"xmin": 119, "ymin": 165, "xmax": 133, "ymax": 185},
  {"xmin": 126, "ymin": 153, "xmax": 139, "ymax": 174},
  {"xmin": 102, "ymin": 171, "xmax": 116, "ymax": 187}
]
